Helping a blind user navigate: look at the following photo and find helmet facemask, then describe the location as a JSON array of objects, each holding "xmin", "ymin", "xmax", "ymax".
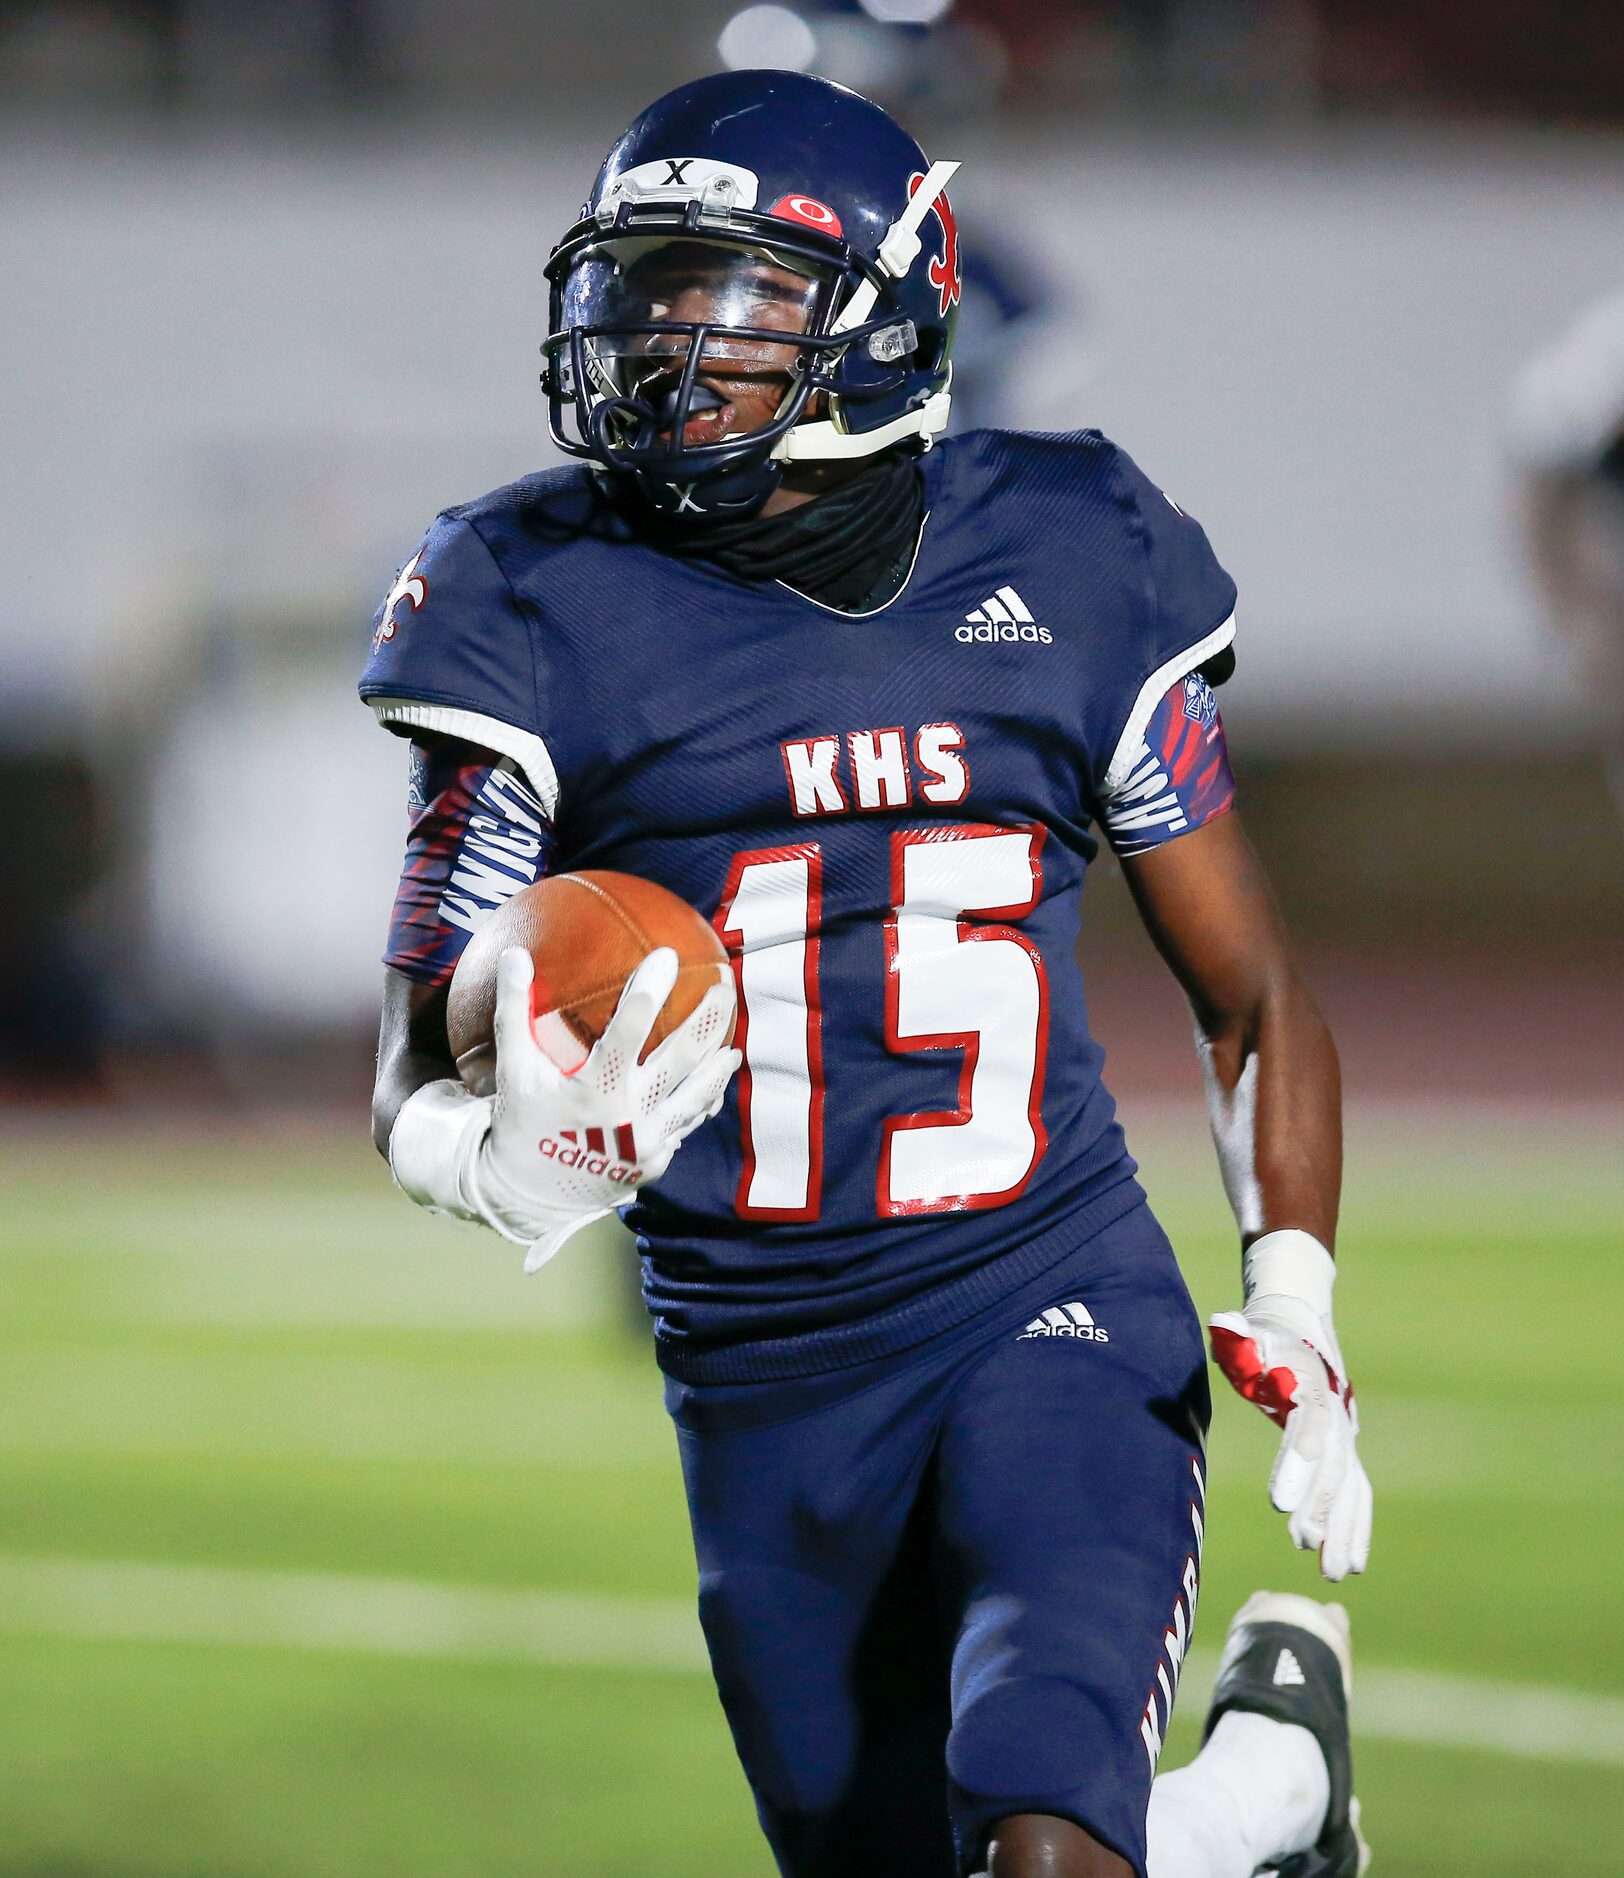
[
  {"xmin": 560, "ymin": 237, "xmax": 833, "ymax": 488},
  {"xmin": 543, "ymin": 207, "xmax": 934, "ymax": 519}
]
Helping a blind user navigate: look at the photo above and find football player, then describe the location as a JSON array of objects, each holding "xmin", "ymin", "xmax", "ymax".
[
  {"xmin": 1508, "ymin": 286, "xmax": 1624, "ymax": 814},
  {"xmin": 365, "ymin": 70, "xmax": 1371, "ymax": 1878}
]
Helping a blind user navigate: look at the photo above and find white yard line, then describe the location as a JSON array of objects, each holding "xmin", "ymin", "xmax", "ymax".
[
  {"xmin": 0, "ymin": 1555, "xmax": 707, "ymax": 1674},
  {"xmin": 1, "ymin": 1555, "xmax": 1620, "ymax": 1770}
]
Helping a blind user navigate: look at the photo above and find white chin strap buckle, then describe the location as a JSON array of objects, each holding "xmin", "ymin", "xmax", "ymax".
[{"xmin": 773, "ymin": 379, "xmax": 952, "ymax": 464}]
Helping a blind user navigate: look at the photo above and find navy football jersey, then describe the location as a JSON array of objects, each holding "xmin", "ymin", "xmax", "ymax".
[{"xmin": 361, "ymin": 429, "xmax": 1237, "ymax": 1381}]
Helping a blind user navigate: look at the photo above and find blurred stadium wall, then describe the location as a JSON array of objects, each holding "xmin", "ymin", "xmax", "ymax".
[{"xmin": 1, "ymin": 0, "xmax": 1620, "ymax": 1097}]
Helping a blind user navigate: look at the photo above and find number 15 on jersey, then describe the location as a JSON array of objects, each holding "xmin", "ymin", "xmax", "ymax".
[{"xmin": 715, "ymin": 825, "xmax": 1050, "ymax": 1224}]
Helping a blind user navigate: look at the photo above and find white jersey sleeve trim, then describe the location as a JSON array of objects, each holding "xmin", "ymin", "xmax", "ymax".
[
  {"xmin": 1101, "ymin": 611, "xmax": 1237, "ymax": 797},
  {"xmin": 368, "ymin": 698, "xmax": 560, "ymax": 822}
]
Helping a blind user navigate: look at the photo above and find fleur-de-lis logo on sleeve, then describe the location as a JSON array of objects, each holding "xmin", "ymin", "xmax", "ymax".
[{"xmin": 373, "ymin": 551, "xmax": 427, "ymax": 654}]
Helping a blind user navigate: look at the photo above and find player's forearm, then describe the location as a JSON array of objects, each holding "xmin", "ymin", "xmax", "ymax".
[
  {"xmin": 371, "ymin": 971, "xmax": 457, "ymax": 1156},
  {"xmin": 1198, "ymin": 969, "xmax": 1341, "ymax": 1252},
  {"xmin": 1201, "ymin": 974, "xmax": 1368, "ymax": 1580},
  {"xmin": 1118, "ymin": 815, "xmax": 1342, "ymax": 1254}
]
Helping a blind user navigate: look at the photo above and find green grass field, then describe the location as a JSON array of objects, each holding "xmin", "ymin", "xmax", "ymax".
[{"xmin": 1, "ymin": 1106, "xmax": 1619, "ymax": 1876}]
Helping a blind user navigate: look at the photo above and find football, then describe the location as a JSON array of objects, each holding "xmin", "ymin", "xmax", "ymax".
[{"xmin": 445, "ymin": 871, "xmax": 733, "ymax": 1095}]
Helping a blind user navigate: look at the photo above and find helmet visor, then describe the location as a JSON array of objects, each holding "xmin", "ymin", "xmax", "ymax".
[{"xmin": 558, "ymin": 235, "xmax": 835, "ymax": 451}]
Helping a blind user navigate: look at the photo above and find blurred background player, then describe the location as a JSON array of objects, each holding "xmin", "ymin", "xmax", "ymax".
[{"xmin": 1509, "ymin": 287, "xmax": 1624, "ymax": 815}]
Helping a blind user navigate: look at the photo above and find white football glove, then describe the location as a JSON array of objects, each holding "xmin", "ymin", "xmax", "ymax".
[
  {"xmin": 1208, "ymin": 1230, "xmax": 1373, "ymax": 1583},
  {"xmin": 390, "ymin": 945, "xmax": 739, "ymax": 1271}
]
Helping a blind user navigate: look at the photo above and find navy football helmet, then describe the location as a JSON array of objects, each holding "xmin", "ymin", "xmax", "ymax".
[{"xmin": 541, "ymin": 69, "xmax": 961, "ymax": 517}]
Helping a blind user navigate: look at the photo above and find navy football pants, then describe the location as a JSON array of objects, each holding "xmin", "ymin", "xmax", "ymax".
[{"xmin": 667, "ymin": 1203, "xmax": 1211, "ymax": 1878}]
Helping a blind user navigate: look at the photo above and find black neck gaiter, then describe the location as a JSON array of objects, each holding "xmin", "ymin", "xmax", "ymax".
[{"xmin": 636, "ymin": 452, "xmax": 927, "ymax": 614}]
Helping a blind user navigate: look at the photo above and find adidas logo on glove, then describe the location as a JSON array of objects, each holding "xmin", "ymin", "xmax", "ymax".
[{"xmin": 537, "ymin": 1126, "xmax": 641, "ymax": 1185}]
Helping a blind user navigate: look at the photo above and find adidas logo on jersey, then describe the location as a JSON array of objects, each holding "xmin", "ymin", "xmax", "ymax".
[
  {"xmin": 957, "ymin": 585, "xmax": 1053, "ymax": 645},
  {"xmin": 1273, "ymin": 1648, "xmax": 1307, "ymax": 1688},
  {"xmin": 1018, "ymin": 1302, "xmax": 1109, "ymax": 1341}
]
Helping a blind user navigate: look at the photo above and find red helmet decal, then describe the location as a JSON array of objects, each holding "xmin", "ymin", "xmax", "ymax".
[
  {"xmin": 769, "ymin": 193, "xmax": 843, "ymax": 237},
  {"xmin": 908, "ymin": 171, "xmax": 961, "ymax": 319}
]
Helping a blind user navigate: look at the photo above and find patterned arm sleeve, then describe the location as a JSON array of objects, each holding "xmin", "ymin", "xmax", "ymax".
[
  {"xmin": 385, "ymin": 738, "xmax": 558, "ymax": 986},
  {"xmin": 1098, "ymin": 671, "xmax": 1237, "ymax": 857}
]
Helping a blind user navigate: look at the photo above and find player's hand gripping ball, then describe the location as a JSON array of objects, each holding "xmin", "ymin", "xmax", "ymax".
[
  {"xmin": 1209, "ymin": 1278, "xmax": 1373, "ymax": 1584},
  {"xmin": 446, "ymin": 871, "xmax": 734, "ymax": 1091},
  {"xmin": 446, "ymin": 873, "xmax": 741, "ymax": 1270}
]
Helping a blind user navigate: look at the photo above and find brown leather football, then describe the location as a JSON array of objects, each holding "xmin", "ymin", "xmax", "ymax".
[{"xmin": 445, "ymin": 871, "xmax": 733, "ymax": 1095}]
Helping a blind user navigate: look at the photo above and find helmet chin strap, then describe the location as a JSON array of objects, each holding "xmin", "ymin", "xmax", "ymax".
[
  {"xmin": 774, "ymin": 379, "xmax": 952, "ymax": 463},
  {"xmin": 773, "ymin": 157, "xmax": 960, "ymax": 466},
  {"xmin": 833, "ymin": 159, "xmax": 960, "ymax": 336}
]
